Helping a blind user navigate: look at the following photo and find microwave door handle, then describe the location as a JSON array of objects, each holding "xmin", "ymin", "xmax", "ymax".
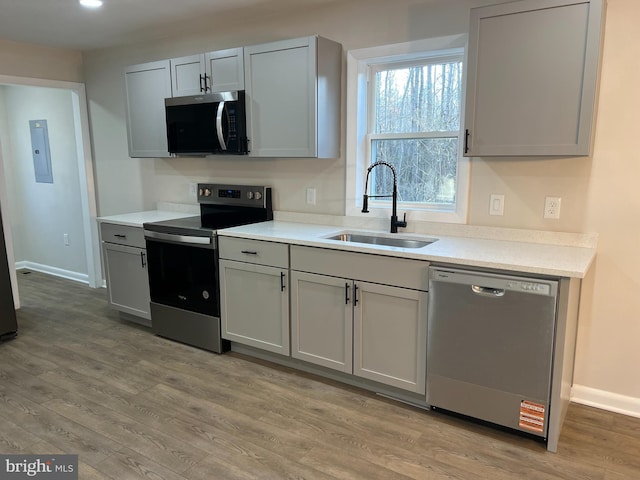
[{"xmin": 216, "ymin": 101, "xmax": 227, "ymax": 151}]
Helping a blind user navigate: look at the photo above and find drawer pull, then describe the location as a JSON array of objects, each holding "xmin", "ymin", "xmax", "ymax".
[
  {"xmin": 241, "ymin": 250, "xmax": 258, "ymax": 255},
  {"xmin": 114, "ymin": 234, "xmax": 127, "ymax": 239}
]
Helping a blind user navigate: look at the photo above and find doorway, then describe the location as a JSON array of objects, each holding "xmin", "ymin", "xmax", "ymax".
[{"xmin": 0, "ymin": 75, "xmax": 100, "ymax": 309}]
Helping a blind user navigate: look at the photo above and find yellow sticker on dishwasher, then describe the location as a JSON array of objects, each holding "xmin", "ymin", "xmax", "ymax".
[{"xmin": 519, "ymin": 400, "xmax": 545, "ymax": 433}]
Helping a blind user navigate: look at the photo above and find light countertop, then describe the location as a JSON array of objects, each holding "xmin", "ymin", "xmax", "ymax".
[
  {"xmin": 97, "ymin": 210, "xmax": 197, "ymax": 227},
  {"xmin": 218, "ymin": 221, "xmax": 596, "ymax": 278}
]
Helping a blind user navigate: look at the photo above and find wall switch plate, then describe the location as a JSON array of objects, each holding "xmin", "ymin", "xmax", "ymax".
[
  {"xmin": 544, "ymin": 196, "xmax": 561, "ymax": 219},
  {"xmin": 63, "ymin": 233, "xmax": 69, "ymax": 246},
  {"xmin": 189, "ymin": 182, "xmax": 197, "ymax": 199},
  {"xmin": 306, "ymin": 187, "xmax": 316, "ymax": 205},
  {"xmin": 489, "ymin": 194, "xmax": 505, "ymax": 216}
]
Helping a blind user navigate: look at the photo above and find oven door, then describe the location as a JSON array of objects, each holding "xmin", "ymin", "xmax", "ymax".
[{"xmin": 145, "ymin": 233, "xmax": 218, "ymax": 317}]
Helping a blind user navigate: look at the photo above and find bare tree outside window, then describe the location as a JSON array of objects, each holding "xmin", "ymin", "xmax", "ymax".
[{"xmin": 369, "ymin": 59, "xmax": 463, "ymax": 206}]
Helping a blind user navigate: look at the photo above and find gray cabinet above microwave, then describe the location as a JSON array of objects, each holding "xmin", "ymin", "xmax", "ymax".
[{"xmin": 124, "ymin": 48, "xmax": 245, "ymax": 158}]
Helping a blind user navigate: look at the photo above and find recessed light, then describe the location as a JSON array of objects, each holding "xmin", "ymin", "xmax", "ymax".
[{"xmin": 79, "ymin": 0, "xmax": 103, "ymax": 8}]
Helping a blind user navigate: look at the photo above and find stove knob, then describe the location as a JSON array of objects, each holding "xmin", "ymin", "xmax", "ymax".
[
  {"xmin": 204, "ymin": 188, "xmax": 211, "ymax": 197},
  {"xmin": 255, "ymin": 191, "xmax": 263, "ymax": 200},
  {"xmin": 198, "ymin": 188, "xmax": 204, "ymax": 197},
  {"xmin": 247, "ymin": 191, "xmax": 254, "ymax": 199}
]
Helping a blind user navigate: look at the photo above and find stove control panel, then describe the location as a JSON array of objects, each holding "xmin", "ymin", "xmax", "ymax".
[{"xmin": 198, "ymin": 183, "xmax": 271, "ymax": 208}]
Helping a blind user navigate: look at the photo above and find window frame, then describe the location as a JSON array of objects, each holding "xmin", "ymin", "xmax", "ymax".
[{"xmin": 345, "ymin": 35, "xmax": 470, "ymax": 224}]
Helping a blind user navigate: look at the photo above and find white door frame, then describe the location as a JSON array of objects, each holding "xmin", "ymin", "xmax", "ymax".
[{"xmin": 0, "ymin": 74, "xmax": 102, "ymax": 308}]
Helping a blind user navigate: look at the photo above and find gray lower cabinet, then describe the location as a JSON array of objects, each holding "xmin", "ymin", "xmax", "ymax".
[
  {"xmin": 291, "ymin": 271, "xmax": 353, "ymax": 373},
  {"xmin": 219, "ymin": 237, "xmax": 290, "ymax": 355},
  {"xmin": 100, "ymin": 223, "xmax": 151, "ymax": 325},
  {"xmin": 354, "ymin": 282, "xmax": 427, "ymax": 393},
  {"xmin": 290, "ymin": 245, "xmax": 428, "ymax": 394}
]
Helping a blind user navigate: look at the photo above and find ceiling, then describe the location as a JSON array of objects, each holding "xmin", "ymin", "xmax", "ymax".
[{"xmin": 0, "ymin": 0, "xmax": 348, "ymax": 51}]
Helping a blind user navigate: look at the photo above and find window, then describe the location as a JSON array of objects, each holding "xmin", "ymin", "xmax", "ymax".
[{"xmin": 346, "ymin": 36, "xmax": 469, "ymax": 224}]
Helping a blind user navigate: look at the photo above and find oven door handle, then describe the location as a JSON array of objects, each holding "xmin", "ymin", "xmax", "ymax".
[{"xmin": 144, "ymin": 230, "xmax": 212, "ymax": 246}]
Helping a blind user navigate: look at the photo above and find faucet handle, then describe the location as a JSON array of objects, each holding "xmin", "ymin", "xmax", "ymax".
[{"xmin": 398, "ymin": 212, "xmax": 407, "ymax": 228}]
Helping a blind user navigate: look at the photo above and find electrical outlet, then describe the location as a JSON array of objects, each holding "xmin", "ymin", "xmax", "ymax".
[
  {"xmin": 63, "ymin": 233, "xmax": 69, "ymax": 246},
  {"xmin": 544, "ymin": 196, "xmax": 561, "ymax": 219},
  {"xmin": 189, "ymin": 182, "xmax": 197, "ymax": 199},
  {"xmin": 489, "ymin": 194, "xmax": 505, "ymax": 216},
  {"xmin": 306, "ymin": 187, "xmax": 316, "ymax": 205}
]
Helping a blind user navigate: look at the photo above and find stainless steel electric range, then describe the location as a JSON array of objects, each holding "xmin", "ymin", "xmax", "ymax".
[{"xmin": 143, "ymin": 184, "xmax": 272, "ymax": 353}]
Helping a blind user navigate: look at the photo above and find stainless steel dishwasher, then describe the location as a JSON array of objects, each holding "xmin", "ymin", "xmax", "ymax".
[{"xmin": 427, "ymin": 266, "xmax": 558, "ymax": 439}]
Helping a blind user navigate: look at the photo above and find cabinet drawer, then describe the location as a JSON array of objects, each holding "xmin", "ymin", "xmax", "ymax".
[
  {"xmin": 218, "ymin": 237, "xmax": 289, "ymax": 268},
  {"xmin": 291, "ymin": 245, "xmax": 428, "ymax": 291},
  {"xmin": 100, "ymin": 223, "xmax": 146, "ymax": 249}
]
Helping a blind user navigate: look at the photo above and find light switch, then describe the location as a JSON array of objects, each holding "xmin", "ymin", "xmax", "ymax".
[
  {"xmin": 489, "ymin": 194, "xmax": 505, "ymax": 216},
  {"xmin": 306, "ymin": 187, "xmax": 316, "ymax": 205}
]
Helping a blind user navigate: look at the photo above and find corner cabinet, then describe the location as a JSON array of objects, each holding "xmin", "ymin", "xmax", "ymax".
[
  {"xmin": 170, "ymin": 48, "xmax": 244, "ymax": 97},
  {"xmin": 219, "ymin": 237, "xmax": 290, "ymax": 355},
  {"xmin": 244, "ymin": 36, "xmax": 342, "ymax": 158},
  {"xmin": 99, "ymin": 222, "xmax": 151, "ymax": 326},
  {"xmin": 290, "ymin": 246, "xmax": 428, "ymax": 394},
  {"xmin": 124, "ymin": 60, "xmax": 172, "ymax": 158},
  {"xmin": 463, "ymin": 0, "xmax": 605, "ymax": 157}
]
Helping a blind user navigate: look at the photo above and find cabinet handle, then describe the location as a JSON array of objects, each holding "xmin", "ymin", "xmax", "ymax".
[
  {"xmin": 280, "ymin": 272, "xmax": 286, "ymax": 292},
  {"xmin": 464, "ymin": 128, "xmax": 470, "ymax": 154},
  {"xmin": 204, "ymin": 74, "xmax": 211, "ymax": 92},
  {"xmin": 241, "ymin": 250, "xmax": 257, "ymax": 255},
  {"xmin": 345, "ymin": 283, "xmax": 350, "ymax": 305},
  {"xmin": 354, "ymin": 284, "xmax": 359, "ymax": 306},
  {"xmin": 114, "ymin": 234, "xmax": 126, "ymax": 239},
  {"xmin": 199, "ymin": 74, "xmax": 206, "ymax": 93},
  {"xmin": 140, "ymin": 251, "xmax": 146, "ymax": 268}
]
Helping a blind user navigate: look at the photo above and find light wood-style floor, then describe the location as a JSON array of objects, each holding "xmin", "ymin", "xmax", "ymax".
[{"xmin": 1, "ymin": 270, "xmax": 639, "ymax": 479}]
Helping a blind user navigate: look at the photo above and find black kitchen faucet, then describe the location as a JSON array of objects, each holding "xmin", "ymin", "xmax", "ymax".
[{"xmin": 361, "ymin": 161, "xmax": 407, "ymax": 233}]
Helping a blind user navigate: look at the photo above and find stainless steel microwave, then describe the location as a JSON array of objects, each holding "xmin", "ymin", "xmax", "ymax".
[{"xmin": 165, "ymin": 91, "xmax": 248, "ymax": 155}]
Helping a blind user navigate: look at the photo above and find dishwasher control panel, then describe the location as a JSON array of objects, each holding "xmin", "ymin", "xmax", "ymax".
[{"xmin": 506, "ymin": 280, "xmax": 551, "ymax": 295}]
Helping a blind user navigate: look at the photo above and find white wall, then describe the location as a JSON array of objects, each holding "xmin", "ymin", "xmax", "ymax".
[
  {"xmin": 80, "ymin": 0, "xmax": 640, "ymax": 411},
  {"xmin": 0, "ymin": 39, "xmax": 83, "ymax": 83},
  {"xmin": 0, "ymin": 85, "xmax": 88, "ymax": 278}
]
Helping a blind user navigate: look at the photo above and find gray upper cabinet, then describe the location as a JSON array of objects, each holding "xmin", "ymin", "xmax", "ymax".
[
  {"xmin": 206, "ymin": 48, "xmax": 245, "ymax": 92},
  {"xmin": 124, "ymin": 60, "xmax": 172, "ymax": 158},
  {"xmin": 463, "ymin": 0, "xmax": 605, "ymax": 157},
  {"xmin": 170, "ymin": 48, "xmax": 244, "ymax": 97},
  {"xmin": 244, "ymin": 35, "xmax": 342, "ymax": 158}
]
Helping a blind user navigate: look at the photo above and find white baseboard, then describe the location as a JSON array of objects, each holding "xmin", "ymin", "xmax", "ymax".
[
  {"xmin": 571, "ymin": 384, "xmax": 640, "ymax": 419},
  {"xmin": 16, "ymin": 261, "xmax": 89, "ymax": 285}
]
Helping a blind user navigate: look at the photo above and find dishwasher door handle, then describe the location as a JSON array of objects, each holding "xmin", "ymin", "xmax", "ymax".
[{"xmin": 471, "ymin": 285, "xmax": 505, "ymax": 297}]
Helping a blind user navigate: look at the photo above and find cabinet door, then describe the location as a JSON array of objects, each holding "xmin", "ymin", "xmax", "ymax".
[
  {"xmin": 220, "ymin": 259, "xmax": 289, "ymax": 355},
  {"xmin": 205, "ymin": 48, "xmax": 244, "ymax": 92},
  {"xmin": 170, "ymin": 54, "xmax": 207, "ymax": 97},
  {"xmin": 102, "ymin": 242, "xmax": 150, "ymax": 321},
  {"xmin": 464, "ymin": 0, "xmax": 604, "ymax": 156},
  {"xmin": 291, "ymin": 272, "xmax": 353, "ymax": 373},
  {"xmin": 244, "ymin": 36, "xmax": 317, "ymax": 157},
  {"xmin": 353, "ymin": 282, "xmax": 427, "ymax": 394},
  {"xmin": 124, "ymin": 60, "xmax": 172, "ymax": 157}
]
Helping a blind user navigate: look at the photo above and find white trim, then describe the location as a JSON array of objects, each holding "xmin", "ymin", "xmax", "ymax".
[
  {"xmin": 16, "ymin": 262, "xmax": 89, "ymax": 285},
  {"xmin": 571, "ymin": 384, "xmax": 640, "ymax": 419},
  {"xmin": 0, "ymin": 74, "xmax": 101, "ymax": 293},
  {"xmin": 345, "ymin": 35, "xmax": 470, "ymax": 225}
]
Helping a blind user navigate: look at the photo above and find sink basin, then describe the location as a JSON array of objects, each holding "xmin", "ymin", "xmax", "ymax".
[{"xmin": 326, "ymin": 232, "xmax": 435, "ymax": 249}]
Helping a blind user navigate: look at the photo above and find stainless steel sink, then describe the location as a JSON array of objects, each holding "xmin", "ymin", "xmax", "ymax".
[{"xmin": 326, "ymin": 232, "xmax": 435, "ymax": 249}]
